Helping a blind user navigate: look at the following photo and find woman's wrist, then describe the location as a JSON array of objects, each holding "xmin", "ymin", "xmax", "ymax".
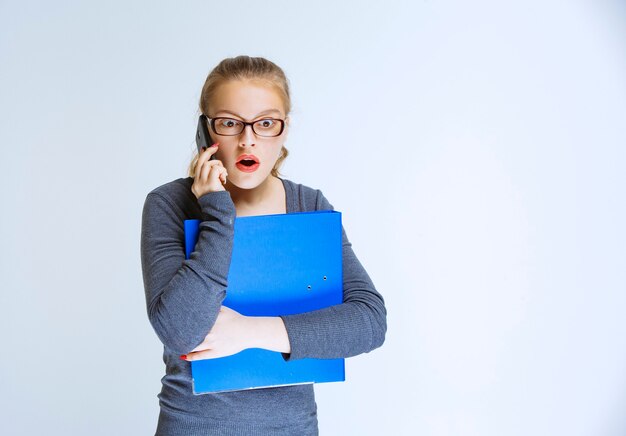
[{"xmin": 246, "ymin": 316, "xmax": 291, "ymax": 354}]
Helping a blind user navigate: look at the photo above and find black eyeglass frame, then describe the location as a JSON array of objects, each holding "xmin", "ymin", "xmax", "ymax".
[{"xmin": 204, "ymin": 115, "xmax": 286, "ymax": 137}]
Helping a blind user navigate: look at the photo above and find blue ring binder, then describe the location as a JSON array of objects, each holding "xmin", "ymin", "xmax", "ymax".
[{"xmin": 184, "ymin": 210, "xmax": 345, "ymax": 394}]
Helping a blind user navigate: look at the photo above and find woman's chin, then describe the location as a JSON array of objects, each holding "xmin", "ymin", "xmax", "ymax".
[{"xmin": 226, "ymin": 172, "xmax": 270, "ymax": 190}]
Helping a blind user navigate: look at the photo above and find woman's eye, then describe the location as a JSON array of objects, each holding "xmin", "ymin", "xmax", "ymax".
[
  {"xmin": 258, "ymin": 119, "xmax": 274, "ymax": 128},
  {"xmin": 222, "ymin": 119, "xmax": 236, "ymax": 127}
]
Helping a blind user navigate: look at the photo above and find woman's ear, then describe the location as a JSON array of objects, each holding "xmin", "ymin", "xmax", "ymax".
[{"xmin": 283, "ymin": 116, "xmax": 290, "ymax": 136}]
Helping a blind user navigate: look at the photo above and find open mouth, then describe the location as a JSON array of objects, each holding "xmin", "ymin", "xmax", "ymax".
[{"xmin": 236, "ymin": 154, "xmax": 261, "ymax": 172}]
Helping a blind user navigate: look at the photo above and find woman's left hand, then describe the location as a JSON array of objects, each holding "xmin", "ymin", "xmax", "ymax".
[
  {"xmin": 183, "ymin": 306, "xmax": 253, "ymax": 361},
  {"xmin": 180, "ymin": 306, "xmax": 291, "ymax": 361}
]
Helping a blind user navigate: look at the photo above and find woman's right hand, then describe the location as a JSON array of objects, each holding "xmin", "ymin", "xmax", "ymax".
[{"xmin": 191, "ymin": 143, "xmax": 228, "ymax": 199}]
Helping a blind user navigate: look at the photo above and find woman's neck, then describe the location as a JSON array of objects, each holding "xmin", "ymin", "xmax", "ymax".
[{"xmin": 226, "ymin": 175, "xmax": 278, "ymax": 210}]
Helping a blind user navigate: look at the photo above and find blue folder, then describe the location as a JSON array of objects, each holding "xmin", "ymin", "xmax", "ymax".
[{"xmin": 184, "ymin": 210, "xmax": 345, "ymax": 394}]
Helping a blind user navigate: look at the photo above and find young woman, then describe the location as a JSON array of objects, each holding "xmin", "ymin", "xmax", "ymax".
[{"xmin": 140, "ymin": 55, "xmax": 387, "ymax": 435}]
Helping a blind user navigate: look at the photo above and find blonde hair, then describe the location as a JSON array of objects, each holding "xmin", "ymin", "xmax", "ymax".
[{"xmin": 187, "ymin": 55, "xmax": 291, "ymax": 178}]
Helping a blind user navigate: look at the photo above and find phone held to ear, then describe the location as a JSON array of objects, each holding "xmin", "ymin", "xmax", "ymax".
[{"xmin": 196, "ymin": 115, "xmax": 216, "ymax": 161}]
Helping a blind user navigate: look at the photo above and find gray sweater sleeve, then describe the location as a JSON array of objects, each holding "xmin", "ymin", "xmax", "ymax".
[
  {"xmin": 140, "ymin": 190, "xmax": 236, "ymax": 356},
  {"xmin": 280, "ymin": 190, "xmax": 387, "ymax": 361}
]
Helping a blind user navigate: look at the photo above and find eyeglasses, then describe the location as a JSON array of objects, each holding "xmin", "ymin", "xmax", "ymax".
[{"xmin": 206, "ymin": 115, "xmax": 286, "ymax": 137}]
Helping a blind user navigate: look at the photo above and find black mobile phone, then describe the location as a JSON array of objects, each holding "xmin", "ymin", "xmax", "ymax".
[{"xmin": 196, "ymin": 115, "xmax": 216, "ymax": 160}]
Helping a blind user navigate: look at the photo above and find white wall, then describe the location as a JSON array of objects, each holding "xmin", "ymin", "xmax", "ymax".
[{"xmin": 1, "ymin": 1, "xmax": 625, "ymax": 435}]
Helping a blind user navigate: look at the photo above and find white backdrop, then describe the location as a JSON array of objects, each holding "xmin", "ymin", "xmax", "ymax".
[{"xmin": 1, "ymin": 1, "xmax": 625, "ymax": 435}]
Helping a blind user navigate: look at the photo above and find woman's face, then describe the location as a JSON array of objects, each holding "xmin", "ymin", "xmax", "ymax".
[{"xmin": 208, "ymin": 79, "xmax": 289, "ymax": 190}]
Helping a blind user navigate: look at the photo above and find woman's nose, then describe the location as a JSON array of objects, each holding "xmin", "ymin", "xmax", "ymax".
[{"xmin": 239, "ymin": 124, "xmax": 256, "ymax": 147}]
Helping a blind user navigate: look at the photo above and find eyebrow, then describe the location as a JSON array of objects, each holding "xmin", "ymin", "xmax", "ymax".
[{"xmin": 214, "ymin": 109, "xmax": 283, "ymax": 119}]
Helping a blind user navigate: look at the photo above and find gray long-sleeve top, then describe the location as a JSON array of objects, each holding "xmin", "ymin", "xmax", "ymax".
[{"xmin": 140, "ymin": 176, "xmax": 386, "ymax": 435}]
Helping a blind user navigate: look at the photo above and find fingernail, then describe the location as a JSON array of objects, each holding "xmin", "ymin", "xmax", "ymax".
[
  {"xmin": 211, "ymin": 142, "xmax": 219, "ymax": 147},
  {"xmin": 180, "ymin": 354, "xmax": 187, "ymax": 360}
]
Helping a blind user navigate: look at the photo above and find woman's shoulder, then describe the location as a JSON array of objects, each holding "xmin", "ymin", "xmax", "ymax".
[
  {"xmin": 147, "ymin": 177, "xmax": 193, "ymax": 199},
  {"xmin": 280, "ymin": 177, "xmax": 335, "ymax": 212},
  {"xmin": 144, "ymin": 177, "xmax": 199, "ymax": 217}
]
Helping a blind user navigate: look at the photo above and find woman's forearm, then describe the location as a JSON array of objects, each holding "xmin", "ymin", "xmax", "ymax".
[
  {"xmin": 247, "ymin": 316, "xmax": 291, "ymax": 354},
  {"xmin": 141, "ymin": 190, "xmax": 236, "ymax": 356}
]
